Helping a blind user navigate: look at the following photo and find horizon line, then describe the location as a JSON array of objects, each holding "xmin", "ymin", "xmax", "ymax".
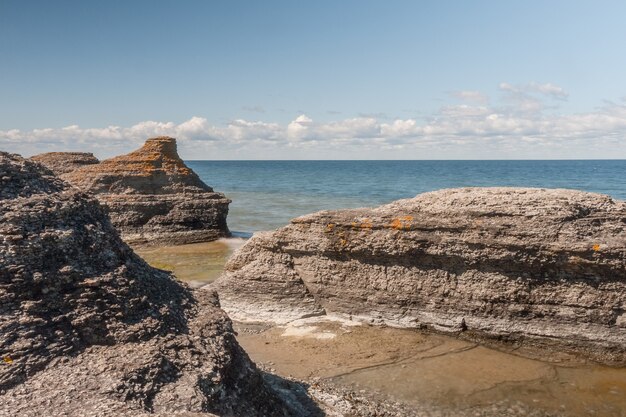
[{"xmin": 185, "ymin": 158, "xmax": 626, "ymax": 162}]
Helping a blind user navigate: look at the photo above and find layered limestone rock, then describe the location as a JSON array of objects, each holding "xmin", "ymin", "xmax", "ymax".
[
  {"xmin": 212, "ymin": 188, "xmax": 626, "ymax": 365},
  {"xmin": 35, "ymin": 137, "xmax": 230, "ymax": 245},
  {"xmin": 30, "ymin": 151, "xmax": 99, "ymax": 176},
  {"xmin": 0, "ymin": 152, "xmax": 293, "ymax": 416}
]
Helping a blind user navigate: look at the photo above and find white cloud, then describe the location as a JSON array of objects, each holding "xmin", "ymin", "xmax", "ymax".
[
  {"xmin": 286, "ymin": 114, "xmax": 313, "ymax": 139},
  {"xmin": 438, "ymin": 104, "xmax": 491, "ymax": 118},
  {"xmin": 451, "ymin": 90, "xmax": 489, "ymax": 104},
  {"xmin": 499, "ymin": 81, "xmax": 569, "ymax": 100},
  {"xmin": 2, "ymin": 82, "xmax": 626, "ymax": 159},
  {"xmin": 497, "ymin": 82, "xmax": 569, "ymax": 116},
  {"xmin": 529, "ymin": 82, "xmax": 568, "ymax": 100}
]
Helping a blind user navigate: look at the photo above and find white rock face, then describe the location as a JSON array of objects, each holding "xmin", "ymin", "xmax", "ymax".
[{"xmin": 212, "ymin": 188, "xmax": 626, "ymax": 364}]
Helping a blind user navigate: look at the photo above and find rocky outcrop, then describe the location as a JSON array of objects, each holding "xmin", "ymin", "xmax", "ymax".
[
  {"xmin": 33, "ymin": 137, "xmax": 230, "ymax": 245},
  {"xmin": 0, "ymin": 152, "xmax": 294, "ymax": 416},
  {"xmin": 212, "ymin": 188, "xmax": 626, "ymax": 365},
  {"xmin": 30, "ymin": 152, "xmax": 99, "ymax": 175}
]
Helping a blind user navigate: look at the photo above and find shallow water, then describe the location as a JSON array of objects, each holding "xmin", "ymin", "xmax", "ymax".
[
  {"xmin": 133, "ymin": 239, "xmax": 245, "ymax": 287},
  {"xmin": 235, "ymin": 318, "xmax": 626, "ymax": 417}
]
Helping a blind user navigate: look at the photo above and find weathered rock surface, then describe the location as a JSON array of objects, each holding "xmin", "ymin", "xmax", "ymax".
[
  {"xmin": 0, "ymin": 152, "xmax": 295, "ymax": 416},
  {"xmin": 212, "ymin": 188, "xmax": 626, "ymax": 365},
  {"xmin": 30, "ymin": 151, "xmax": 99, "ymax": 175},
  {"xmin": 33, "ymin": 137, "xmax": 230, "ymax": 245}
]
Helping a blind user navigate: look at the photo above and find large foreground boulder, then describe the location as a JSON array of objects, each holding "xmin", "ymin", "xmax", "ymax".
[
  {"xmin": 0, "ymin": 152, "xmax": 292, "ymax": 416},
  {"xmin": 212, "ymin": 188, "xmax": 626, "ymax": 365},
  {"xmin": 31, "ymin": 137, "xmax": 230, "ymax": 245}
]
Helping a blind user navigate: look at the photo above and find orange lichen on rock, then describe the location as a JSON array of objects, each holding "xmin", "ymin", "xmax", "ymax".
[
  {"xmin": 350, "ymin": 218, "xmax": 373, "ymax": 231},
  {"xmin": 335, "ymin": 231, "xmax": 348, "ymax": 247},
  {"xmin": 360, "ymin": 218, "xmax": 373, "ymax": 229},
  {"xmin": 390, "ymin": 215, "xmax": 413, "ymax": 230}
]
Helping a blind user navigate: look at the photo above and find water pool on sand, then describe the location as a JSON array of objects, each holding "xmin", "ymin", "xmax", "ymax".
[
  {"xmin": 133, "ymin": 238, "xmax": 245, "ymax": 288},
  {"xmin": 235, "ymin": 318, "xmax": 626, "ymax": 417}
]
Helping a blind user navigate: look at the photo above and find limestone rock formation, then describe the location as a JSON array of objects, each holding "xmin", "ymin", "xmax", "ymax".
[
  {"xmin": 33, "ymin": 137, "xmax": 230, "ymax": 245},
  {"xmin": 0, "ymin": 152, "xmax": 292, "ymax": 416},
  {"xmin": 212, "ymin": 188, "xmax": 626, "ymax": 365},
  {"xmin": 30, "ymin": 151, "xmax": 99, "ymax": 176}
]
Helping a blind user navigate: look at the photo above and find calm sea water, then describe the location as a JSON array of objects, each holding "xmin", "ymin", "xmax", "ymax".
[{"xmin": 187, "ymin": 160, "xmax": 626, "ymax": 234}]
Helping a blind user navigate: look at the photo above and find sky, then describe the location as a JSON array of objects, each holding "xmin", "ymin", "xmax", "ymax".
[{"xmin": 2, "ymin": 0, "xmax": 626, "ymax": 159}]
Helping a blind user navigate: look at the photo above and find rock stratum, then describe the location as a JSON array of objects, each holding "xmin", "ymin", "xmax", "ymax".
[
  {"xmin": 30, "ymin": 151, "xmax": 100, "ymax": 175},
  {"xmin": 31, "ymin": 137, "xmax": 230, "ymax": 245},
  {"xmin": 213, "ymin": 188, "xmax": 626, "ymax": 365},
  {"xmin": 0, "ymin": 152, "xmax": 295, "ymax": 416}
]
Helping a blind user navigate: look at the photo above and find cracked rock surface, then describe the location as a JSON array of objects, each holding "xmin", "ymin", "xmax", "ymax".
[
  {"xmin": 31, "ymin": 137, "xmax": 230, "ymax": 245},
  {"xmin": 0, "ymin": 152, "xmax": 296, "ymax": 416},
  {"xmin": 212, "ymin": 187, "xmax": 626, "ymax": 365}
]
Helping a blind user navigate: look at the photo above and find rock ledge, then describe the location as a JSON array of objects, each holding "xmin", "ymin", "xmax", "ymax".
[{"xmin": 212, "ymin": 187, "xmax": 626, "ymax": 365}]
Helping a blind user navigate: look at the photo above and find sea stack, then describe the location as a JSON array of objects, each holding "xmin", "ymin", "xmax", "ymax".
[
  {"xmin": 212, "ymin": 187, "xmax": 626, "ymax": 365},
  {"xmin": 0, "ymin": 152, "xmax": 292, "ymax": 416},
  {"xmin": 32, "ymin": 137, "xmax": 230, "ymax": 245}
]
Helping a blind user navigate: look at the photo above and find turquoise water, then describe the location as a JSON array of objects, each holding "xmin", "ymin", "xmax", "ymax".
[{"xmin": 187, "ymin": 160, "xmax": 626, "ymax": 234}]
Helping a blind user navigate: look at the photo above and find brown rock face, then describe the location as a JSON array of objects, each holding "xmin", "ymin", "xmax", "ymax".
[
  {"xmin": 212, "ymin": 188, "xmax": 626, "ymax": 365},
  {"xmin": 0, "ymin": 152, "xmax": 295, "ymax": 416},
  {"xmin": 30, "ymin": 152, "xmax": 100, "ymax": 176},
  {"xmin": 36, "ymin": 137, "xmax": 231, "ymax": 245},
  {"xmin": 65, "ymin": 137, "xmax": 211, "ymax": 195}
]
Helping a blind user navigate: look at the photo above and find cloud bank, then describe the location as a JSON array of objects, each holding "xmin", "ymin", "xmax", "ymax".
[{"xmin": 2, "ymin": 82, "xmax": 626, "ymax": 159}]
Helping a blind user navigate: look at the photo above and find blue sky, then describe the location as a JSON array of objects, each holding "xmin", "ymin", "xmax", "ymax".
[{"xmin": 2, "ymin": 0, "xmax": 626, "ymax": 159}]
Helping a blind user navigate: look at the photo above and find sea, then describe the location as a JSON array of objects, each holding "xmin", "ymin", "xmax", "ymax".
[{"xmin": 188, "ymin": 160, "xmax": 626, "ymax": 235}]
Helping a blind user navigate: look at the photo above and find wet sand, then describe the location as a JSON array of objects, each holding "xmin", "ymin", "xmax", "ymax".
[{"xmin": 235, "ymin": 317, "xmax": 626, "ymax": 417}]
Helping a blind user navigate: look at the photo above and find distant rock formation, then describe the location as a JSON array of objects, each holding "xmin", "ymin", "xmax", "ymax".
[
  {"xmin": 212, "ymin": 188, "xmax": 626, "ymax": 365},
  {"xmin": 32, "ymin": 137, "xmax": 230, "ymax": 245},
  {"xmin": 30, "ymin": 151, "xmax": 99, "ymax": 175},
  {"xmin": 0, "ymin": 152, "xmax": 294, "ymax": 416}
]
